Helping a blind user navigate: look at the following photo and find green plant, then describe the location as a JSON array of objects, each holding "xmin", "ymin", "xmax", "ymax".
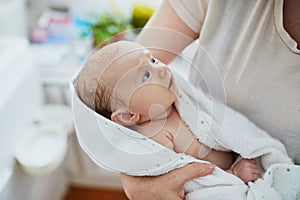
[{"xmin": 91, "ymin": 12, "xmax": 131, "ymax": 47}]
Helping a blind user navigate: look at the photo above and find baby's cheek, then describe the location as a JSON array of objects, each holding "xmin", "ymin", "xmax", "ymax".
[{"xmin": 128, "ymin": 89, "xmax": 152, "ymax": 113}]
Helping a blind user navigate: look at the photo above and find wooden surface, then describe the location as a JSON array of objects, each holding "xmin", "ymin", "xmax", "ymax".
[{"xmin": 64, "ymin": 185, "xmax": 129, "ymax": 200}]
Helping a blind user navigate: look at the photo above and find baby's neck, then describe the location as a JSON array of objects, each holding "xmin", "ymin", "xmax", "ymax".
[{"xmin": 130, "ymin": 105, "xmax": 177, "ymax": 137}]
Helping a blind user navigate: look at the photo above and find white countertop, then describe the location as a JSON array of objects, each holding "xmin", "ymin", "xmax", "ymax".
[{"xmin": 30, "ymin": 43, "xmax": 83, "ymax": 86}]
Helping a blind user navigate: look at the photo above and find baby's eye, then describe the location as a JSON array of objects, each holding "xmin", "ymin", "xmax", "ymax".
[
  {"xmin": 143, "ymin": 71, "xmax": 150, "ymax": 82},
  {"xmin": 151, "ymin": 57, "xmax": 158, "ymax": 64}
]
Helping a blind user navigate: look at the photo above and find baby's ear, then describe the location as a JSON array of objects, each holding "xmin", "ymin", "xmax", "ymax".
[{"xmin": 111, "ymin": 109, "xmax": 140, "ymax": 126}]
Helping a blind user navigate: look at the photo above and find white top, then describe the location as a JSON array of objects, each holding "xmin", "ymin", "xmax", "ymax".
[{"xmin": 169, "ymin": 0, "xmax": 300, "ymax": 163}]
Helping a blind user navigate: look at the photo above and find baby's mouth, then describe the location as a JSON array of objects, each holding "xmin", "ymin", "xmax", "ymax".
[
  {"xmin": 168, "ymin": 75, "xmax": 179, "ymax": 95},
  {"xmin": 168, "ymin": 76, "xmax": 174, "ymax": 89}
]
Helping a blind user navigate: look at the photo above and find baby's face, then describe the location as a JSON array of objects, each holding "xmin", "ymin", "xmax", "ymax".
[{"xmin": 104, "ymin": 42, "xmax": 178, "ymax": 117}]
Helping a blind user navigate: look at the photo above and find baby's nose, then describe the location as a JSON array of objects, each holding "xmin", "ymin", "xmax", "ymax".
[{"xmin": 158, "ymin": 65, "xmax": 169, "ymax": 78}]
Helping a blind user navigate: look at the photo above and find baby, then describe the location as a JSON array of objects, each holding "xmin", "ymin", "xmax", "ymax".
[{"xmin": 76, "ymin": 41, "xmax": 260, "ymax": 183}]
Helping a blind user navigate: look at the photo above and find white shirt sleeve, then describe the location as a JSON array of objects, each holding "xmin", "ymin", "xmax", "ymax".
[{"xmin": 167, "ymin": 0, "xmax": 209, "ymax": 33}]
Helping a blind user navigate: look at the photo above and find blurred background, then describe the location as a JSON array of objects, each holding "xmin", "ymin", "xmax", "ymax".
[{"xmin": 0, "ymin": 0, "xmax": 162, "ymax": 199}]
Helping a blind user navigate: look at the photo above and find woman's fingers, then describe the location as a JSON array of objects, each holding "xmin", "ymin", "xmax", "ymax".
[{"xmin": 171, "ymin": 163, "xmax": 215, "ymax": 185}]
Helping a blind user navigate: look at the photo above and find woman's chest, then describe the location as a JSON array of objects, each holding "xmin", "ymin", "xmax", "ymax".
[{"xmin": 283, "ymin": 0, "xmax": 300, "ymax": 48}]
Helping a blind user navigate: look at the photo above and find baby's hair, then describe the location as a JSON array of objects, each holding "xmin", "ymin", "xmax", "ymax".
[{"xmin": 76, "ymin": 43, "xmax": 120, "ymax": 119}]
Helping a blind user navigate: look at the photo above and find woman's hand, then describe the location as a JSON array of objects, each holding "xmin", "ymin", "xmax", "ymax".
[{"xmin": 121, "ymin": 163, "xmax": 215, "ymax": 200}]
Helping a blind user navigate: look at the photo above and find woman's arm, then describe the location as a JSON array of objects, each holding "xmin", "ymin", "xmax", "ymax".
[
  {"xmin": 121, "ymin": 162, "xmax": 215, "ymax": 200},
  {"xmin": 136, "ymin": 0, "xmax": 199, "ymax": 64}
]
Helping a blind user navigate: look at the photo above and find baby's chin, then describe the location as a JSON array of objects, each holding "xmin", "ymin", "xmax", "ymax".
[
  {"xmin": 173, "ymin": 87, "xmax": 179, "ymax": 98},
  {"xmin": 147, "ymin": 104, "xmax": 174, "ymax": 120},
  {"xmin": 169, "ymin": 83, "xmax": 179, "ymax": 97}
]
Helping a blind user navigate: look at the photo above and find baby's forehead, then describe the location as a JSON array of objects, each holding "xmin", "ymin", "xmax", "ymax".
[
  {"xmin": 87, "ymin": 42, "xmax": 143, "ymax": 68},
  {"xmin": 108, "ymin": 44, "xmax": 148, "ymax": 68},
  {"xmin": 97, "ymin": 42, "xmax": 147, "ymax": 83},
  {"xmin": 116, "ymin": 43, "xmax": 148, "ymax": 59}
]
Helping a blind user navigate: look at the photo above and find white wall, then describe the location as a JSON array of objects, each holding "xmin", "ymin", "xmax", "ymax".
[
  {"xmin": 0, "ymin": 0, "xmax": 28, "ymax": 36},
  {"xmin": 27, "ymin": 0, "xmax": 162, "ymax": 19},
  {"xmin": 69, "ymin": 0, "xmax": 162, "ymax": 18}
]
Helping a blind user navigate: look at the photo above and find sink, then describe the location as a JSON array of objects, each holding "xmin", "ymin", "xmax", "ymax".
[{"xmin": 0, "ymin": 36, "xmax": 42, "ymax": 191}]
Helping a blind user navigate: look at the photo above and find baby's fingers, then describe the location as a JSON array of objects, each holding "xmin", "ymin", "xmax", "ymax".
[
  {"xmin": 253, "ymin": 167, "xmax": 261, "ymax": 176},
  {"xmin": 249, "ymin": 169, "xmax": 260, "ymax": 182},
  {"xmin": 243, "ymin": 171, "xmax": 261, "ymax": 183},
  {"xmin": 250, "ymin": 172, "xmax": 261, "ymax": 182},
  {"xmin": 248, "ymin": 159, "xmax": 257, "ymax": 164}
]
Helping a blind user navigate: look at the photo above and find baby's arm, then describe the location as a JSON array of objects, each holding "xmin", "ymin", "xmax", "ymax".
[
  {"xmin": 195, "ymin": 142, "xmax": 261, "ymax": 183},
  {"xmin": 150, "ymin": 127, "xmax": 261, "ymax": 183},
  {"xmin": 185, "ymin": 135, "xmax": 261, "ymax": 183},
  {"xmin": 199, "ymin": 147, "xmax": 234, "ymax": 170},
  {"xmin": 171, "ymin": 128, "xmax": 234, "ymax": 169},
  {"xmin": 150, "ymin": 129, "xmax": 234, "ymax": 169}
]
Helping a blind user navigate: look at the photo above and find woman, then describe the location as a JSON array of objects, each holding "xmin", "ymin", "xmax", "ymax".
[{"xmin": 121, "ymin": 0, "xmax": 300, "ymax": 199}]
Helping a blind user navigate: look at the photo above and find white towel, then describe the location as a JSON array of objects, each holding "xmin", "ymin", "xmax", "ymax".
[
  {"xmin": 184, "ymin": 163, "xmax": 300, "ymax": 200},
  {"xmin": 168, "ymin": 71, "xmax": 300, "ymax": 200}
]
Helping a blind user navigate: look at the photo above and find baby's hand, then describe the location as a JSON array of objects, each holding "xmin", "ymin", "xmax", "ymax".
[{"xmin": 229, "ymin": 158, "xmax": 261, "ymax": 183}]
